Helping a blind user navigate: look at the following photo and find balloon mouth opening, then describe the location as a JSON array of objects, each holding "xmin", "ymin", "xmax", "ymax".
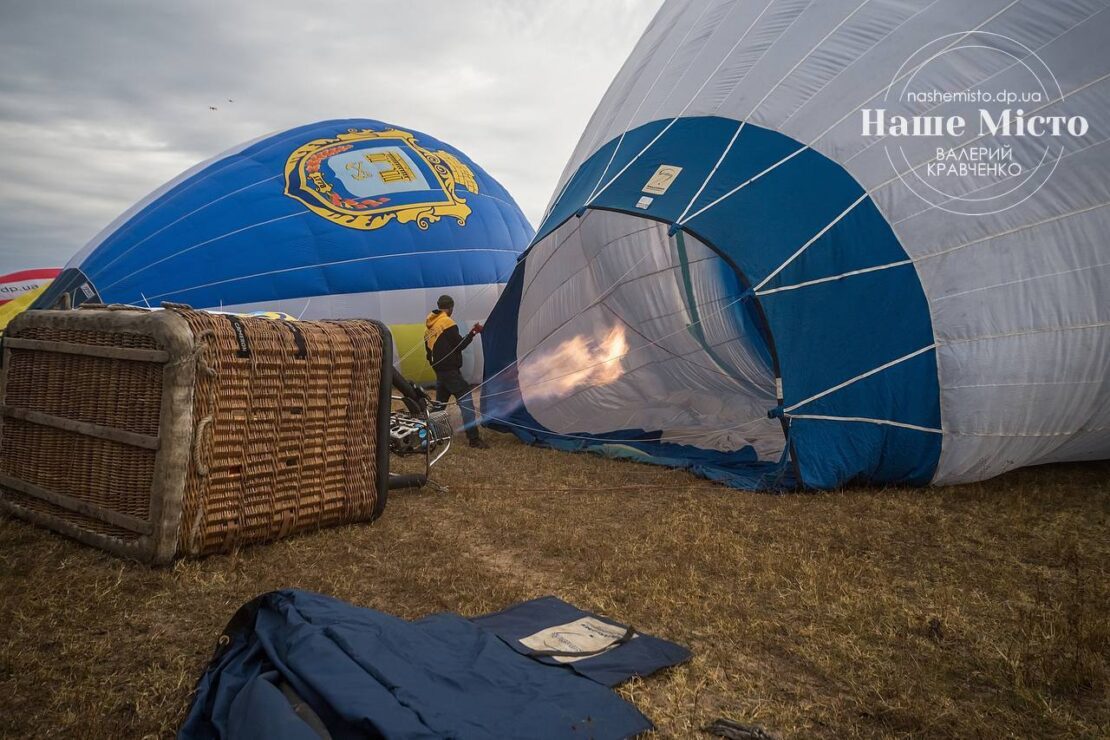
[{"xmin": 514, "ymin": 212, "xmax": 787, "ymax": 466}]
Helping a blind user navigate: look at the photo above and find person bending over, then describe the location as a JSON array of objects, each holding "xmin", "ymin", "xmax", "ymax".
[{"xmin": 424, "ymin": 294, "xmax": 488, "ymax": 449}]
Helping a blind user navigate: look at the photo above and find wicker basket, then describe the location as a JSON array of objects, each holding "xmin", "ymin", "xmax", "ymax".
[{"xmin": 0, "ymin": 305, "xmax": 391, "ymax": 563}]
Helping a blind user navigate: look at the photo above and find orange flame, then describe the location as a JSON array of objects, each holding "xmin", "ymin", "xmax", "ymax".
[{"xmin": 519, "ymin": 326, "xmax": 629, "ymax": 400}]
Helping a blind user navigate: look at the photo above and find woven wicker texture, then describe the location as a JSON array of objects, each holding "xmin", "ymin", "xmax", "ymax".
[
  {"xmin": 0, "ymin": 416, "xmax": 155, "ymax": 518},
  {"xmin": 1, "ymin": 488, "xmax": 141, "ymax": 542},
  {"xmin": 13, "ymin": 325, "xmax": 159, "ymax": 350},
  {"xmin": 1, "ymin": 321, "xmax": 160, "ymax": 546},
  {"xmin": 0, "ymin": 307, "xmax": 387, "ymax": 562},
  {"xmin": 174, "ymin": 309, "xmax": 384, "ymax": 556},
  {"xmin": 5, "ymin": 350, "xmax": 163, "ymax": 436}
]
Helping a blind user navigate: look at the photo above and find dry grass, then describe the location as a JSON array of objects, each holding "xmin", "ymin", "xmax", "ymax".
[{"xmin": 1, "ymin": 433, "xmax": 1107, "ymax": 738}]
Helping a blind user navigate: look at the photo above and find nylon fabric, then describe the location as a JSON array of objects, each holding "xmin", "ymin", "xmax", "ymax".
[
  {"xmin": 35, "ymin": 118, "xmax": 534, "ymax": 384},
  {"xmin": 488, "ymin": 118, "xmax": 937, "ymax": 489},
  {"xmin": 485, "ymin": 0, "xmax": 1109, "ymax": 487}
]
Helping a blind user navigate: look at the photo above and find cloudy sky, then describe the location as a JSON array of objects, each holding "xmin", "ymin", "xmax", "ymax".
[{"xmin": 0, "ymin": 0, "xmax": 663, "ymax": 274}]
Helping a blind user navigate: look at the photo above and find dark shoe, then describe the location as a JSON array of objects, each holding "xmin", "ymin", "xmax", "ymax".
[{"xmin": 468, "ymin": 438, "xmax": 489, "ymax": 449}]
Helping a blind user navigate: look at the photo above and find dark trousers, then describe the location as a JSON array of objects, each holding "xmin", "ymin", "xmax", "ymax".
[{"xmin": 435, "ymin": 369, "xmax": 480, "ymax": 442}]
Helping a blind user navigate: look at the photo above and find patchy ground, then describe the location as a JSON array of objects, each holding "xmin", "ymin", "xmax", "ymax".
[{"xmin": 0, "ymin": 433, "xmax": 1107, "ymax": 738}]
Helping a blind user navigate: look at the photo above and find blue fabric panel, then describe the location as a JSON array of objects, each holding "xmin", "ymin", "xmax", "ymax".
[
  {"xmin": 577, "ymin": 441, "xmax": 795, "ymax": 491},
  {"xmin": 789, "ymin": 348, "xmax": 942, "ymax": 429},
  {"xmin": 28, "ymin": 267, "xmax": 100, "ymax": 310},
  {"xmin": 788, "ymin": 418, "xmax": 942, "ymax": 488},
  {"xmin": 588, "ymin": 117, "xmax": 743, "ymax": 224},
  {"xmin": 681, "ymin": 125, "xmax": 806, "ymax": 218},
  {"xmin": 470, "ymin": 596, "xmax": 691, "ymax": 688},
  {"xmin": 80, "ymin": 120, "xmax": 333, "ymax": 278},
  {"xmin": 535, "ymin": 120, "xmax": 673, "ymax": 243},
  {"xmin": 757, "ymin": 264, "xmax": 936, "ymax": 413},
  {"xmin": 66, "ymin": 118, "xmax": 534, "ymax": 309},
  {"xmin": 683, "ymin": 147, "xmax": 865, "ymax": 286},
  {"xmin": 755, "ymin": 197, "xmax": 911, "ymax": 292},
  {"xmin": 180, "ymin": 589, "xmax": 652, "ymax": 740},
  {"xmin": 143, "ymin": 249, "xmax": 519, "ymax": 307},
  {"xmin": 784, "ymin": 348, "xmax": 942, "ymax": 488}
]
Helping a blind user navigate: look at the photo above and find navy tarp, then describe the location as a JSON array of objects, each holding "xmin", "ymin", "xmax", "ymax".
[
  {"xmin": 472, "ymin": 596, "xmax": 691, "ymax": 688},
  {"xmin": 180, "ymin": 590, "xmax": 655, "ymax": 740}
]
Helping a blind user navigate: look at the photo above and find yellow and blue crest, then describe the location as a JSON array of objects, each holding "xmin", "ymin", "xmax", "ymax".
[{"xmin": 284, "ymin": 127, "xmax": 479, "ymax": 231}]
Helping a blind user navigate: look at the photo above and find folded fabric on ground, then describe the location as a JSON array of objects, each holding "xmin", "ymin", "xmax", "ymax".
[
  {"xmin": 471, "ymin": 596, "xmax": 691, "ymax": 687},
  {"xmin": 180, "ymin": 589, "xmax": 685, "ymax": 739}
]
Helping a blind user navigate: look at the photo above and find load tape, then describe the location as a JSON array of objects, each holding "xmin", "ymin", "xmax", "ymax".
[
  {"xmin": 285, "ymin": 322, "xmax": 308, "ymax": 360},
  {"xmin": 223, "ymin": 315, "xmax": 251, "ymax": 358}
]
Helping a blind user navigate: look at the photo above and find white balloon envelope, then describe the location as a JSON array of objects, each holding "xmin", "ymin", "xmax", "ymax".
[{"xmin": 482, "ymin": 0, "xmax": 1109, "ymax": 489}]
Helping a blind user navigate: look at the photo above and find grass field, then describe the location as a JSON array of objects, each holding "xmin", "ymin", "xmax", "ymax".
[{"xmin": 1, "ymin": 432, "xmax": 1107, "ymax": 738}]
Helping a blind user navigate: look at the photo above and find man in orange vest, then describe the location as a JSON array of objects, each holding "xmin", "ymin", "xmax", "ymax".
[{"xmin": 424, "ymin": 294, "xmax": 488, "ymax": 448}]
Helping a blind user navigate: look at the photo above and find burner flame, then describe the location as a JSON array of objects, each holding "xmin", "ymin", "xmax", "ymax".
[{"xmin": 519, "ymin": 326, "xmax": 629, "ymax": 400}]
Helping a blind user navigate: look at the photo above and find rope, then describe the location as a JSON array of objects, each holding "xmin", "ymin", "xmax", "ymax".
[
  {"xmin": 167, "ymin": 327, "xmax": 217, "ymax": 377},
  {"xmin": 448, "ymin": 483, "xmax": 713, "ymax": 494}
]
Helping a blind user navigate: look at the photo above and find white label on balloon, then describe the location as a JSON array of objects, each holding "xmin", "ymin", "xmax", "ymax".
[
  {"xmin": 635, "ymin": 196, "xmax": 653, "ymax": 209},
  {"xmin": 643, "ymin": 165, "xmax": 682, "ymax": 195}
]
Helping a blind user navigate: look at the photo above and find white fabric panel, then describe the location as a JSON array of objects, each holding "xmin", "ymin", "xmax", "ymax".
[
  {"xmin": 217, "ymin": 282, "xmax": 504, "ymax": 384},
  {"xmin": 518, "ymin": 211, "xmax": 783, "ymax": 458},
  {"xmin": 663, "ymin": 0, "xmax": 809, "ymax": 120},
  {"xmin": 518, "ymin": 215, "xmax": 592, "ymax": 332},
  {"xmin": 547, "ymin": 0, "xmax": 1110, "ymax": 483},
  {"xmin": 749, "ymin": 1, "xmax": 928, "ymax": 132},
  {"xmin": 561, "ymin": 0, "xmax": 734, "ymax": 200},
  {"xmin": 217, "ymin": 282, "xmax": 504, "ymax": 324},
  {"xmin": 937, "ymin": 323, "xmax": 1110, "ymax": 481}
]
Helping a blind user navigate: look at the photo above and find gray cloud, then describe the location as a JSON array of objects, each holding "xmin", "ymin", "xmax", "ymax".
[{"xmin": 0, "ymin": 0, "xmax": 662, "ymax": 273}]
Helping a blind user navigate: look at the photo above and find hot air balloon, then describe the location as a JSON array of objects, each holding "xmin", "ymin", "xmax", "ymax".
[
  {"xmin": 0, "ymin": 268, "xmax": 61, "ymax": 331},
  {"xmin": 482, "ymin": 0, "xmax": 1109, "ymax": 489},
  {"xmin": 33, "ymin": 119, "xmax": 534, "ymax": 383}
]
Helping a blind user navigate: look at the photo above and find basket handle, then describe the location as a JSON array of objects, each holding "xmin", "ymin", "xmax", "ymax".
[{"xmin": 193, "ymin": 415, "xmax": 213, "ymax": 477}]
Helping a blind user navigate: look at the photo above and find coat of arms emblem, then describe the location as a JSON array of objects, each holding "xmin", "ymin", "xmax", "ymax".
[{"xmin": 283, "ymin": 128, "xmax": 479, "ymax": 231}]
